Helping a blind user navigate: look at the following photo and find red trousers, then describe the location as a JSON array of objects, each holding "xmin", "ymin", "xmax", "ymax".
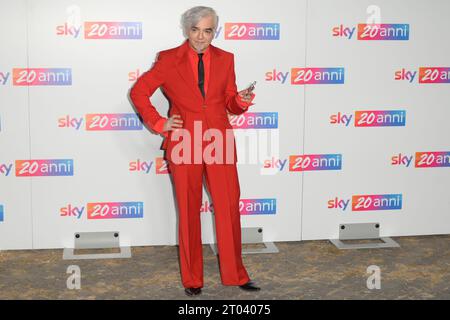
[{"xmin": 168, "ymin": 161, "xmax": 250, "ymax": 288}]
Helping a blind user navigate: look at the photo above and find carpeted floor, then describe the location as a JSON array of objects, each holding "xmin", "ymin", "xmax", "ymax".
[{"xmin": 0, "ymin": 235, "xmax": 449, "ymax": 300}]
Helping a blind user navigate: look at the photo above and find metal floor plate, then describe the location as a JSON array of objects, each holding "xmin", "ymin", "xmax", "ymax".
[
  {"xmin": 63, "ymin": 231, "xmax": 131, "ymax": 260},
  {"xmin": 330, "ymin": 237, "xmax": 400, "ymax": 250},
  {"xmin": 210, "ymin": 242, "xmax": 279, "ymax": 255},
  {"xmin": 63, "ymin": 246, "xmax": 131, "ymax": 260}
]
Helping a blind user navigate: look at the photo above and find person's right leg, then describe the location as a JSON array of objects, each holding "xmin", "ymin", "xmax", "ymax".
[{"xmin": 168, "ymin": 161, "xmax": 204, "ymax": 289}]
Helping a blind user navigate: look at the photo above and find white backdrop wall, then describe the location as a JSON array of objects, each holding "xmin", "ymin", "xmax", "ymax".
[
  {"xmin": 302, "ymin": 0, "xmax": 450, "ymax": 239},
  {"xmin": 0, "ymin": 0, "xmax": 448, "ymax": 250}
]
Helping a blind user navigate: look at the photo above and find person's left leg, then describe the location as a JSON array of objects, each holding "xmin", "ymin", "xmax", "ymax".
[
  {"xmin": 168, "ymin": 161, "xmax": 205, "ymax": 289},
  {"xmin": 204, "ymin": 163, "xmax": 250, "ymax": 286}
]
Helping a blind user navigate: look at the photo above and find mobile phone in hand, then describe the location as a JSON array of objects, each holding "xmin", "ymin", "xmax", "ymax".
[{"xmin": 247, "ymin": 81, "xmax": 257, "ymax": 92}]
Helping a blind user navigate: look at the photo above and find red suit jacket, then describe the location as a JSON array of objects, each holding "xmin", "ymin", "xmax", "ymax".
[{"xmin": 130, "ymin": 40, "xmax": 248, "ymax": 164}]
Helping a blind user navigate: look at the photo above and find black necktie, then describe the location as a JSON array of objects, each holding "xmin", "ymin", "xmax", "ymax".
[{"xmin": 197, "ymin": 53, "xmax": 205, "ymax": 98}]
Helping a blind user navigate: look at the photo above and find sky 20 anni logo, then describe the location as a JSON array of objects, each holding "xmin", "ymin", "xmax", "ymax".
[
  {"xmin": 330, "ymin": 110, "xmax": 406, "ymax": 127},
  {"xmin": 328, "ymin": 194, "xmax": 402, "ymax": 212},
  {"xmin": 395, "ymin": 67, "xmax": 450, "ymax": 83},
  {"xmin": 266, "ymin": 68, "xmax": 344, "ymax": 84},
  {"xmin": 0, "ymin": 68, "xmax": 72, "ymax": 86},
  {"xmin": 56, "ymin": 22, "xmax": 142, "ymax": 39},
  {"xmin": 392, "ymin": 152, "xmax": 450, "ymax": 168},
  {"xmin": 60, "ymin": 202, "xmax": 144, "ymax": 220},
  {"xmin": 333, "ymin": 24, "xmax": 409, "ymax": 40},
  {"xmin": 58, "ymin": 114, "xmax": 143, "ymax": 130}
]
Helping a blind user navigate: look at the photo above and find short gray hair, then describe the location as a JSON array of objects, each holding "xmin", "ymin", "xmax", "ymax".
[{"xmin": 181, "ymin": 6, "xmax": 219, "ymax": 38}]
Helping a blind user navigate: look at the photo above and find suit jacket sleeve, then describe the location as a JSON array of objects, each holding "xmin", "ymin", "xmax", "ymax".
[
  {"xmin": 130, "ymin": 52, "xmax": 168, "ymax": 131},
  {"xmin": 225, "ymin": 54, "xmax": 249, "ymax": 115}
]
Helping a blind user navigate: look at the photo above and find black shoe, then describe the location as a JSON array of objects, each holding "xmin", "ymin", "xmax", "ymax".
[
  {"xmin": 239, "ymin": 281, "xmax": 261, "ymax": 291},
  {"xmin": 185, "ymin": 287, "xmax": 202, "ymax": 296}
]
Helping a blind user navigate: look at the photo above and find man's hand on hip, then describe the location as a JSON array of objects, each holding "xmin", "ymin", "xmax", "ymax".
[{"xmin": 163, "ymin": 114, "xmax": 184, "ymax": 132}]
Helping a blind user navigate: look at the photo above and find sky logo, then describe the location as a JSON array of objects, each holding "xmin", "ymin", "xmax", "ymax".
[
  {"xmin": 84, "ymin": 22, "xmax": 142, "ymax": 39},
  {"xmin": 358, "ymin": 24, "xmax": 409, "ymax": 40},
  {"xmin": 155, "ymin": 157, "xmax": 170, "ymax": 174},
  {"xmin": 328, "ymin": 197, "xmax": 351, "ymax": 211},
  {"xmin": 391, "ymin": 153, "xmax": 414, "ymax": 167},
  {"xmin": 291, "ymin": 68, "xmax": 345, "ymax": 84},
  {"xmin": 87, "ymin": 202, "xmax": 144, "ymax": 219},
  {"xmin": 224, "ymin": 23, "xmax": 280, "ymax": 40},
  {"xmin": 0, "ymin": 204, "xmax": 3, "ymax": 222},
  {"xmin": 56, "ymin": 23, "xmax": 82, "ymax": 38},
  {"xmin": 58, "ymin": 115, "xmax": 83, "ymax": 130},
  {"xmin": 129, "ymin": 159, "xmax": 153, "ymax": 174},
  {"xmin": 0, "ymin": 163, "xmax": 13, "ymax": 176},
  {"xmin": 60, "ymin": 204, "xmax": 84, "ymax": 219},
  {"xmin": 265, "ymin": 69, "xmax": 290, "ymax": 84},
  {"xmin": 352, "ymin": 194, "xmax": 402, "ymax": 211},
  {"xmin": 0, "ymin": 71, "xmax": 10, "ymax": 85},
  {"xmin": 85, "ymin": 114, "xmax": 143, "ymax": 131},
  {"xmin": 289, "ymin": 154, "xmax": 342, "ymax": 171},
  {"xmin": 262, "ymin": 157, "xmax": 288, "ymax": 172},
  {"xmin": 355, "ymin": 110, "xmax": 406, "ymax": 127},
  {"xmin": 329, "ymin": 112, "xmax": 353, "ymax": 127},
  {"xmin": 15, "ymin": 159, "xmax": 74, "ymax": 177},
  {"xmin": 415, "ymin": 152, "xmax": 450, "ymax": 168},
  {"xmin": 229, "ymin": 112, "xmax": 278, "ymax": 129},
  {"xmin": 394, "ymin": 68, "xmax": 417, "ymax": 83},
  {"xmin": 239, "ymin": 198, "xmax": 276, "ymax": 215},
  {"xmin": 13, "ymin": 68, "xmax": 72, "ymax": 86},
  {"xmin": 332, "ymin": 25, "xmax": 356, "ymax": 39}
]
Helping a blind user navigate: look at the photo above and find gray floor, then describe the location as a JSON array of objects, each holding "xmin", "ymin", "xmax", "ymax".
[{"xmin": 0, "ymin": 235, "xmax": 449, "ymax": 299}]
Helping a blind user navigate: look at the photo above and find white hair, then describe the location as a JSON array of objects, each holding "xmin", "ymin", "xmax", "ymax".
[{"xmin": 181, "ymin": 6, "xmax": 218, "ymax": 38}]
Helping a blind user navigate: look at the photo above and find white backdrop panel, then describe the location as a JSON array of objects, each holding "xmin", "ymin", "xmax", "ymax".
[
  {"xmin": 0, "ymin": 0, "xmax": 33, "ymax": 250},
  {"xmin": 301, "ymin": 0, "xmax": 450, "ymax": 240}
]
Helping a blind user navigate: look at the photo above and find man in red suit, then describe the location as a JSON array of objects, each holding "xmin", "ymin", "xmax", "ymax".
[{"xmin": 130, "ymin": 6, "xmax": 260, "ymax": 296}]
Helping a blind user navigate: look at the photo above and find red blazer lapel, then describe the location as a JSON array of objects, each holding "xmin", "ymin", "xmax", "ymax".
[
  {"xmin": 175, "ymin": 41, "xmax": 204, "ymax": 102},
  {"xmin": 207, "ymin": 45, "xmax": 221, "ymax": 100}
]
